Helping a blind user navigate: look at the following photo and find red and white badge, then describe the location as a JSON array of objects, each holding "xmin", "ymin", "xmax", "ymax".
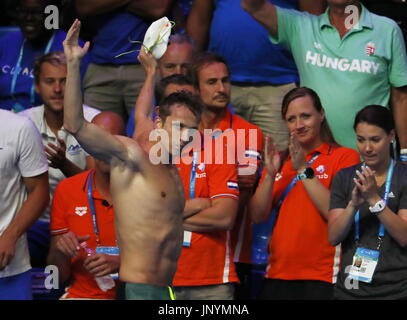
[{"xmin": 365, "ymin": 42, "xmax": 376, "ymax": 56}]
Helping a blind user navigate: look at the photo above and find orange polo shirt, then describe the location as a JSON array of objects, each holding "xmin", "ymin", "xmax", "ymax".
[
  {"xmin": 50, "ymin": 170, "xmax": 117, "ymax": 299},
  {"xmin": 215, "ymin": 108, "xmax": 264, "ymax": 264},
  {"xmin": 260, "ymin": 143, "xmax": 359, "ymax": 283},
  {"xmin": 173, "ymin": 140, "xmax": 240, "ymax": 286}
]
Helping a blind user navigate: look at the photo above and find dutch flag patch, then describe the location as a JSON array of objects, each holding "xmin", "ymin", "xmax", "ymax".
[{"xmin": 227, "ymin": 181, "xmax": 239, "ymax": 190}]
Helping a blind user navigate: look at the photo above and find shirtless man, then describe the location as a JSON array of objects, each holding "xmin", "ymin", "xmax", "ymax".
[{"xmin": 62, "ymin": 20, "xmax": 202, "ymax": 300}]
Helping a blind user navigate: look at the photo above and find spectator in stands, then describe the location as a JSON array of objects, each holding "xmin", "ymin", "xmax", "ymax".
[
  {"xmin": 126, "ymin": 33, "xmax": 196, "ymax": 136},
  {"xmin": 250, "ymin": 87, "xmax": 359, "ymax": 299},
  {"xmin": 158, "ymin": 33, "xmax": 195, "ymax": 79},
  {"xmin": 187, "ymin": 0, "xmax": 325, "ymax": 152},
  {"xmin": 0, "ymin": 110, "xmax": 49, "ymax": 300},
  {"xmin": 47, "ymin": 112, "xmax": 124, "ymax": 300},
  {"xmin": 172, "ymin": 52, "xmax": 264, "ymax": 300},
  {"xmin": 20, "ymin": 51, "xmax": 99, "ymax": 270},
  {"xmin": 242, "ymin": 0, "xmax": 407, "ymax": 151},
  {"xmin": 329, "ymin": 105, "xmax": 407, "ymax": 300},
  {"xmin": 0, "ymin": 0, "xmax": 88, "ymax": 112}
]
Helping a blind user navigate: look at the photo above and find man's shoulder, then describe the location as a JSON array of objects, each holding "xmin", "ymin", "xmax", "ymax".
[
  {"xmin": 368, "ymin": 9, "xmax": 400, "ymax": 30},
  {"xmin": 0, "ymin": 109, "xmax": 35, "ymax": 131}
]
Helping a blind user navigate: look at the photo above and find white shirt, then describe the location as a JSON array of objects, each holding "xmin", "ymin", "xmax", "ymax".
[
  {"xmin": 0, "ymin": 110, "xmax": 48, "ymax": 278},
  {"xmin": 20, "ymin": 105, "xmax": 100, "ymax": 222}
]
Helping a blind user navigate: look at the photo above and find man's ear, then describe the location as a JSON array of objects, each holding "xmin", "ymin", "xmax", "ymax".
[{"xmin": 34, "ymin": 80, "xmax": 41, "ymax": 94}]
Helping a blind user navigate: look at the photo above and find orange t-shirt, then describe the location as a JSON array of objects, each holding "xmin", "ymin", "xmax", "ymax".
[
  {"xmin": 173, "ymin": 141, "xmax": 240, "ymax": 286},
  {"xmin": 260, "ymin": 143, "xmax": 359, "ymax": 283},
  {"xmin": 215, "ymin": 108, "xmax": 264, "ymax": 264},
  {"xmin": 50, "ymin": 170, "xmax": 117, "ymax": 299}
]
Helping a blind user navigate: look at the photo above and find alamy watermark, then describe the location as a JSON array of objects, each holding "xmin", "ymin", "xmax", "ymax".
[
  {"xmin": 148, "ymin": 121, "xmax": 260, "ymax": 175},
  {"xmin": 44, "ymin": 5, "xmax": 59, "ymax": 30}
]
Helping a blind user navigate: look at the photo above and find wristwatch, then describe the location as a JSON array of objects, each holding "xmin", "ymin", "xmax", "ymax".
[
  {"xmin": 297, "ymin": 167, "xmax": 315, "ymax": 180},
  {"xmin": 369, "ymin": 199, "xmax": 386, "ymax": 215}
]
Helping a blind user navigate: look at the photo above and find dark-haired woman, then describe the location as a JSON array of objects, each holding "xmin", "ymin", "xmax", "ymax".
[
  {"xmin": 329, "ymin": 105, "xmax": 407, "ymax": 300},
  {"xmin": 250, "ymin": 87, "xmax": 359, "ymax": 300}
]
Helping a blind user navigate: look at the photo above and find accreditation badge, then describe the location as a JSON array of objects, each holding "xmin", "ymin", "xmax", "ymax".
[
  {"xmin": 183, "ymin": 231, "xmax": 192, "ymax": 247},
  {"xmin": 96, "ymin": 246, "xmax": 120, "ymax": 280},
  {"xmin": 96, "ymin": 246, "xmax": 119, "ymax": 255},
  {"xmin": 347, "ymin": 247, "xmax": 380, "ymax": 283}
]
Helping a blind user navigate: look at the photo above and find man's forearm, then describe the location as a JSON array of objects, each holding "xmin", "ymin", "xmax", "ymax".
[
  {"xmin": 184, "ymin": 198, "xmax": 211, "ymax": 218},
  {"xmin": 183, "ymin": 199, "xmax": 238, "ymax": 232},
  {"xmin": 47, "ymin": 244, "xmax": 72, "ymax": 284},
  {"xmin": 64, "ymin": 60, "xmax": 85, "ymax": 135},
  {"xmin": 60, "ymin": 159, "xmax": 85, "ymax": 178},
  {"xmin": 134, "ymin": 72, "xmax": 155, "ymax": 124},
  {"xmin": 2, "ymin": 181, "xmax": 49, "ymax": 242},
  {"xmin": 186, "ymin": 0, "xmax": 213, "ymax": 51}
]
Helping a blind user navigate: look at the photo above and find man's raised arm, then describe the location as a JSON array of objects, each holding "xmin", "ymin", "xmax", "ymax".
[
  {"xmin": 133, "ymin": 50, "xmax": 157, "ymax": 143},
  {"xmin": 241, "ymin": 0, "xmax": 278, "ymax": 38},
  {"xmin": 63, "ymin": 20, "xmax": 129, "ymax": 164}
]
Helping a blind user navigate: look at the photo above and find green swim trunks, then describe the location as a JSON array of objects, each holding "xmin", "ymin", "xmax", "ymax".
[{"xmin": 125, "ymin": 283, "xmax": 176, "ymax": 300}]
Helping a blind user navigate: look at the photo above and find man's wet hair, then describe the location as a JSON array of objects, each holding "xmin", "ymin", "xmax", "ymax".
[
  {"xmin": 155, "ymin": 74, "xmax": 194, "ymax": 105},
  {"xmin": 158, "ymin": 91, "xmax": 204, "ymax": 124}
]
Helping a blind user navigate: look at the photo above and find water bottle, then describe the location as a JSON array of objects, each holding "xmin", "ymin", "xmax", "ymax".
[
  {"xmin": 80, "ymin": 242, "xmax": 116, "ymax": 292},
  {"xmin": 251, "ymin": 210, "xmax": 276, "ymax": 266}
]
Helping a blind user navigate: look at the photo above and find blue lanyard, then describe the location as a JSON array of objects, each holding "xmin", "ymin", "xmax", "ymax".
[
  {"xmin": 189, "ymin": 151, "xmax": 199, "ymax": 199},
  {"xmin": 274, "ymin": 152, "xmax": 321, "ymax": 211},
  {"xmin": 10, "ymin": 32, "xmax": 56, "ymax": 104},
  {"xmin": 190, "ymin": 113, "xmax": 232, "ymax": 198},
  {"xmin": 354, "ymin": 159, "xmax": 395, "ymax": 246},
  {"xmin": 87, "ymin": 171, "xmax": 101, "ymax": 245}
]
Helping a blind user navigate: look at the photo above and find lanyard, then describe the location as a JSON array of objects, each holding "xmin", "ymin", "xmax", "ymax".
[
  {"xmin": 189, "ymin": 151, "xmax": 199, "ymax": 199},
  {"xmin": 10, "ymin": 32, "xmax": 56, "ymax": 104},
  {"xmin": 354, "ymin": 159, "xmax": 395, "ymax": 249},
  {"xmin": 87, "ymin": 171, "xmax": 101, "ymax": 245},
  {"xmin": 190, "ymin": 112, "xmax": 233, "ymax": 198}
]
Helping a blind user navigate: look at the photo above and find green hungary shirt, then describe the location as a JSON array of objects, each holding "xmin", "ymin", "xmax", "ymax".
[{"xmin": 270, "ymin": 5, "xmax": 407, "ymax": 149}]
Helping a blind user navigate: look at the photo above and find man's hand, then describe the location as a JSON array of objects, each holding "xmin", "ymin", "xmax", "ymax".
[
  {"xmin": 83, "ymin": 254, "xmax": 120, "ymax": 277},
  {"xmin": 137, "ymin": 49, "xmax": 158, "ymax": 76},
  {"xmin": 55, "ymin": 231, "xmax": 90, "ymax": 258},
  {"xmin": 0, "ymin": 233, "xmax": 17, "ymax": 271},
  {"xmin": 45, "ymin": 138, "xmax": 68, "ymax": 170},
  {"xmin": 63, "ymin": 19, "xmax": 90, "ymax": 62}
]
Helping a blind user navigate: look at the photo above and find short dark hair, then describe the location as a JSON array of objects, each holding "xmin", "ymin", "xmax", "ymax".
[
  {"xmin": 155, "ymin": 74, "xmax": 194, "ymax": 104},
  {"xmin": 33, "ymin": 51, "xmax": 66, "ymax": 83},
  {"xmin": 281, "ymin": 87, "xmax": 338, "ymax": 146},
  {"xmin": 190, "ymin": 52, "xmax": 230, "ymax": 88},
  {"xmin": 353, "ymin": 105, "xmax": 395, "ymax": 134},
  {"xmin": 158, "ymin": 91, "xmax": 203, "ymax": 124}
]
